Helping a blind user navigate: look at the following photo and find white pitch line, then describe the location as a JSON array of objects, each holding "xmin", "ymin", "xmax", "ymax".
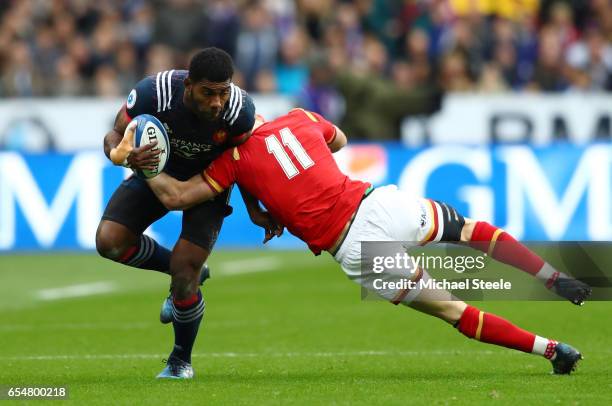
[
  {"xmin": 35, "ymin": 282, "xmax": 117, "ymax": 301},
  {"xmin": 0, "ymin": 321, "xmax": 154, "ymax": 332},
  {"xmin": 1, "ymin": 350, "xmax": 502, "ymax": 361},
  {"xmin": 0, "ymin": 319, "xmax": 269, "ymax": 332},
  {"xmin": 217, "ymin": 256, "xmax": 282, "ymax": 276}
]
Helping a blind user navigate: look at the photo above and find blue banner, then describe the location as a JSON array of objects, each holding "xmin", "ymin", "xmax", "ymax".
[{"xmin": 0, "ymin": 144, "xmax": 610, "ymax": 252}]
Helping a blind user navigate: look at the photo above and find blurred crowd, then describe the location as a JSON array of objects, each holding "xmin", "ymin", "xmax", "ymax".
[{"xmin": 0, "ymin": 0, "xmax": 611, "ymax": 102}]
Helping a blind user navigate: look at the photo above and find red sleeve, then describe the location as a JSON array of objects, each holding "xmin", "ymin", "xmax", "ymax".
[
  {"xmin": 312, "ymin": 112, "xmax": 337, "ymax": 144},
  {"xmin": 123, "ymin": 104, "xmax": 133, "ymax": 121},
  {"xmin": 292, "ymin": 109, "xmax": 337, "ymax": 144},
  {"xmin": 201, "ymin": 149, "xmax": 238, "ymax": 192}
]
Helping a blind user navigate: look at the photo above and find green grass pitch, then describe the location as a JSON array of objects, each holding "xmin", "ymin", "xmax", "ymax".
[{"xmin": 0, "ymin": 251, "xmax": 610, "ymax": 405}]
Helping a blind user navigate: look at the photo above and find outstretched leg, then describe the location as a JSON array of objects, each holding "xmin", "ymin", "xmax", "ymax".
[
  {"xmin": 425, "ymin": 199, "xmax": 591, "ymax": 305},
  {"xmin": 460, "ymin": 216, "xmax": 591, "ymax": 305},
  {"xmin": 406, "ymin": 288, "xmax": 582, "ymax": 374},
  {"xmin": 331, "ymin": 186, "xmax": 583, "ymax": 374}
]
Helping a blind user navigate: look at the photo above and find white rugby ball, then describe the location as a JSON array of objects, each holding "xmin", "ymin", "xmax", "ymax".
[{"xmin": 132, "ymin": 114, "xmax": 170, "ymax": 179}]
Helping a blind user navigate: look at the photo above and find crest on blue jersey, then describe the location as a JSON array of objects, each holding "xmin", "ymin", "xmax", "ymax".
[{"xmin": 127, "ymin": 89, "xmax": 137, "ymax": 108}]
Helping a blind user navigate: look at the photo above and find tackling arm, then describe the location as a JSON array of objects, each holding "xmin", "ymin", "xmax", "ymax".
[
  {"xmin": 239, "ymin": 185, "xmax": 284, "ymax": 243},
  {"xmin": 328, "ymin": 125, "xmax": 348, "ymax": 153},
  {"xmin": 146, "ymin": 173, "xmax": 219, "ymax": 211}
]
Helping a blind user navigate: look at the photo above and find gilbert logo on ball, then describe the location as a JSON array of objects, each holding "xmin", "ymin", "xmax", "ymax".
[{"xmin": 133, "ymin": 114, "xmax": 170, "ymax": 179}]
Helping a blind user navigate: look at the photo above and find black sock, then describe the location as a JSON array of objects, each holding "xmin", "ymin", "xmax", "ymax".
[
  {"xmin": 170, "ymin": 290, "xmax": 205, "ymax": 363},
  {"xmin": 120, "ymin": 234, "xmax": 171, "ymax": 274}
]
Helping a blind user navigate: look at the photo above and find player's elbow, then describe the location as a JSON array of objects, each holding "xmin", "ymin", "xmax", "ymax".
[
  {"xmin": 329, "ymin": 126, "xmax": 348, "ymax": 153},
  {"xmin": 159, "ymin": 193, "xmax": 184, "ymax": 211}
]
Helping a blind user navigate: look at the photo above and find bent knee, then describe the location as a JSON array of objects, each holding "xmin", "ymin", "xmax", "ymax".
[
  {"xmin": 439, "ymin": 301, "xmax": 467, "ymax": 324},
  {"xmin": 460, "ymin": 218, "xmax": 477, "ymax": 242},
  {"xmin": 409, "ymin": 296, "xmax": 467, "ymax": 324},
  {"xmin": 95, "ymin": 221, "xmax": 136, "ymax": 260},
  {"xmin": 431, "ymin": 200, "xmax": 465, "ymax": 242}
]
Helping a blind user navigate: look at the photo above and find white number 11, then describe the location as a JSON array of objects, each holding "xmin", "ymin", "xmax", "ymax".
[{"xmin": 265, "ymin": 127, "xmax": 314, "ymax": 179}]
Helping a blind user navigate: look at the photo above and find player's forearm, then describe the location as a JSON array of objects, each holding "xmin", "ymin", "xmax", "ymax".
[
  {"xmin": 103, "ymin": 130, "xmax": 123, "ymax": 161},
  {"xmin": 328, "ymin": 126, "xmax": 347, "ymax": 153},
  {"xmin": 147, "ymin": 174, "xmax": 184, "ymax": 210},
  {"xmin": 239, "ymin": 185, "xmax": 263, "ymax": 218},
  {"xmin": 105, "ymin": 105, "xmax": 133, "ymax": 164},
  {"xmin": 148, "ymin": 174, "xmax": 217, "ymax": 211}
]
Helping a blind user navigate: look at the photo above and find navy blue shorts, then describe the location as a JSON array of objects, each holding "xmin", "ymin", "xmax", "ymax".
[{"xmin": 101, "ymin": 175, "xmax": 232, "ymax": 251}]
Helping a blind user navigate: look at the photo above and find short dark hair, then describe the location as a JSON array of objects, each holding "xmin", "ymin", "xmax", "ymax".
[{"xmin": 188, "ymin": 47, "xmax": 234, "ymax": 83}]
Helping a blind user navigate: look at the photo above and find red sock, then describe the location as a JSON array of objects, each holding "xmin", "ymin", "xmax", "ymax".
[
  {"xmin": 457, "ymin": 305, "xmax": 536, "ymax": 353},
  {"xmin": 469, "ymin": 222, "xmax": 544, "ymax": 275},
  {"xmin": 173, "ymin": 291, "xmax": 201, "ymax": 309}
]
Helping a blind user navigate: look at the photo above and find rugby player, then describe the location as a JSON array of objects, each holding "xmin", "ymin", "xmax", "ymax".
[
  {"xmin": 96, "ymin": 47, "xmax": 276, "ymax": 379},
  {"xmin": 142, "ymin": 108, "xmax": 591, "ymax": 375}
]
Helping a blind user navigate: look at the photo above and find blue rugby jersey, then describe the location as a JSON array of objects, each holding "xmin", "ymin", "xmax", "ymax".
[{"xmin": 124, "ymin": 69, "xmax": 255, "ymax": 180}]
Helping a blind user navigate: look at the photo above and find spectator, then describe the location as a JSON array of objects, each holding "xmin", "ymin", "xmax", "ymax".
[
  {"xmin": 298, "ymin": 51, "xmax": 344, "ymax": 123},
  {"xmin": 126, "ymin": 2, "xmax": 155, "ymax": 58},
  {"xmin": 331, "ymin": 52, "xmax": 443, "ymax": 140},
  {"xmin": 1, "ymin": 41, "xmax": 38, "ymax": 97},
  {"xmin": 203, "ymin": 0, "xmax": 240, "ymax": 56},
  {"xmin": 275, "ymin": 26, "xmax": 310, "ymax": 96},
  {"xmin": 254, "ymin": 69, "xmax": 277, "ymax": 93},
  {"xmin": 476, "ymin": 63, "xmax": 509, "ymax": 93},
  {"xmin": 54, "ymin": 55, "xmax": 85, "ymax": 97},
  {"xmin": 0, "ymin": 0, "xmax": 609, "ymax": 98},
  {"xmin": 93, "ymin": 64, "xmax": 121, "ymax": 98},
  {"xmin": 235, "ymin": 0, "xmax": 278, "ymax": 91},
  {"xmin": 152, "ymin": 0, "xmax": 206, "ymax": 52},
  {"xmin": 565, "ymin": 27, "xmax": 612, "ymax": 91},
  {"xmin": 145, "ymin": 44, "xmax": 175, "ymax": 76},
  {"xmin": 528, "ymin": 27, "xmax": 569, "ymax": 91},
  {"xmin": 115, "ymin": 42, "xmax": 139, "ymax": 94},
  {"xmin": 403, "ymin": 28, "xmax": 434, "ymax": 85},
  {"xmin": 439, "ymin": 50, "xmax": 474, "ymax": 91}
]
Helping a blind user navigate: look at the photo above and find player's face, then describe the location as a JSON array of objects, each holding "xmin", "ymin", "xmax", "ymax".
[{"xmin": 186, "ymin": 79, "xmax": 231, "ymax": 120}]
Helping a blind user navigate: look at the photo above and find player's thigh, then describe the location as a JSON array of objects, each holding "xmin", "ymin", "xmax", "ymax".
[
  {"xmin": 334, "ymin": 185, "xmax": 423, "ymax": 273},
  {"xmin": 358, "ymin": 184, "xmax": 427, "ymax": 242},
  {"xmin": 100, "ymin": 175, "xmax": 168, "ymax": 238},
  {"xmin": 334, "ymin": 185, "xmax": 461, "ymax": 304},
  {"xmin": 179, "ymin": 187, "xmax": 232, "ymax": 254},
  {"xmin": 374, "ymin": 189, "xmax": 467, "ymax": 244},
  {"xmin": 334, "ymin": 185, "xmax": 425, "ymax": 294}
]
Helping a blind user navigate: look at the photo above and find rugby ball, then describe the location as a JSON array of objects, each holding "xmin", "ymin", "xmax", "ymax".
[{"xmin": 132, "ymin": 114, "xmax": 170, "ymax": 179}]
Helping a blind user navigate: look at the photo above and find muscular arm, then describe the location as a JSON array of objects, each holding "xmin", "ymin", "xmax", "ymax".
[
  {"xmin": 328, "ymin": 125, "xmax": 347, "ymax": 153},
  {"xmin": 146, "ymin": 173, "xmax": 219, "ymax": 210},
  {"xmin": 239, "ymin": 185, "xmax": 262, "ymax": 219},
  {"xmin": 239, "ymin": 185, "xmax": 284, "ymax": 243},
  {"xmin": 104, "ymin": 105, "xmax": 131, "ymax": 161}
]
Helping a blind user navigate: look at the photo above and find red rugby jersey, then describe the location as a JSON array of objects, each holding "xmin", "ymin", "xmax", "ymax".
[{"xmin": 203, "ymin": 108, "xmax": 370, "ymax": 254}]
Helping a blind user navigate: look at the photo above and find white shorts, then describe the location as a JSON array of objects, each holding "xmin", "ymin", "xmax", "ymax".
[{"xmin": 333, "ymin": 185, "xmax": 445, "ymax": 304}]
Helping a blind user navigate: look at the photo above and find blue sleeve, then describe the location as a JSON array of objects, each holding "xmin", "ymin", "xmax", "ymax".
[
  {"xmin": 125, "ymin": 76, "xmax": 156, "ymax": 119},
  {"xmin": 223, "ymin": 85, "xmax": 256, "ymax": 138}
]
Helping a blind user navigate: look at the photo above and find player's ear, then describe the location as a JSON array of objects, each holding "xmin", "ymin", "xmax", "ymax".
[{"xmin": 184, "ymin": 77, "xmax": 192, "ymax": 89}]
